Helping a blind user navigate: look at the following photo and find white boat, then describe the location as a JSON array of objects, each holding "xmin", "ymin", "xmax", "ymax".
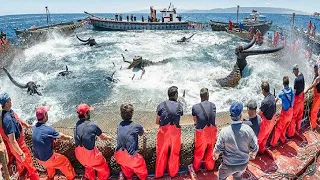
[{"xmin": 85, "ymin": 3, "xmax": 188, "ymax": 31}]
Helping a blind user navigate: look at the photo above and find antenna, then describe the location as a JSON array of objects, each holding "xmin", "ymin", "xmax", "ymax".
[{"xmin": 45, "ymin": 6, "xmax": 51, "ymax": 27}]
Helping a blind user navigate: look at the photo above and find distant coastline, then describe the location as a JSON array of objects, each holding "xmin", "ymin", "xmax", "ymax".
[{"xmin": 130, "ymin": 7, "xmax": 309, "ymax": 15}]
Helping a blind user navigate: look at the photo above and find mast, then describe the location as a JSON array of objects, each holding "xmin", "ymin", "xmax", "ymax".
[
  {"xmin": 237, "ymin": 5, "xmax": 240, "ymax": 23},
  {"xmin": 292, "ymin": 13, "xmax": 296, "ymax": 29},
  {"xmin": 45, "ymin": 6, "xmax": 51, "ymax": 27}
]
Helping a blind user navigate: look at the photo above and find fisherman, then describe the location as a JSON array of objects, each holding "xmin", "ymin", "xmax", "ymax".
[
  {"xmin": 119, "ymin": 14, "xmax": 123, "ymax": 21},
  {"xmin": 155, "ymin": 86, "xmax": 183, "ymax": 178},
  {"xmin": 127, "ymin": 15, "xmax": 129, "ymax": 21},
  {"xmin": 288, "ymin": 64, "xmax": 305, "ymax": 138},
  {"xmin": 215, "ymin": 102, "xmax": 258, "ymax": 180},
  {"xmin": 312, "ymin": 24, "xmax": 316, "ymax": 38},
  {"xmin": 248, "ymin": 27, "xmax": 255, "ymax": 40},
  {"xmin": 192, "ymin": 88, "xmax": 217, "ymax": 172},
  {"xmin": 270, "ymin": 76, "xmax": 294, "ymax": 147},
  {"xmin": 239, "ymin": 23, "xmax": 244, "ymax": 33},
  {"xmin": 257, "ymin": 82, "xmax": 276, "ymax": 154},
  {"xmin": 255, "ymin": 29, "xmax": 263, "ymax": 45},
  {"xmin": 74, "ymin": 103, "xmax": 111, "ymax": 180},
  {"xmin": 243, "ymin": 99, "xmax": 261, "ymax": 136},
  {"xmin": 142, "ymin": 16, "xmax": 144, "ymax": 22},
  {"xmin": 228, "ymin": 21, "xmax": 233, "ymax": 31},
  {"xmin": 177, "ymin": 33, "xmax": 195, "ymax": 43},
  {"xmin": 114, "ymin": 103, "xmax": 148, "ymax": 180},
  {"xmin": 304, "ymin": 64, "xmax": 320, "ymax": 130},
  {"xmin": 307, "ymin": 21, "xmax": 312, "ymax": 35},
  {"xmin": 130, "ymin": 14, "xmax": 133, "ymax": 21},
  {"xmin": 273, "ymin": 31, "xmax": 280, "ymax": 47},
  {"xmin": 0, "ymin": 93, "xmax": 39, "ymax": 180},
  {"xmin": 32, "ymin": 106, "xmax": 76, "ymax": 180}
]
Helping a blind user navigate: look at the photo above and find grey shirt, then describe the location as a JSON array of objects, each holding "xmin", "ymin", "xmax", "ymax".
[{"xmin": 214, "ymin": 121, "xmax": 258, "ymax": 165}]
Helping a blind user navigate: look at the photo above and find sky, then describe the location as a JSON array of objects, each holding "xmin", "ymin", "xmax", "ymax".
[{"xmin": 0, "ymin": 0, "xmax": 319, "ymax": 15}]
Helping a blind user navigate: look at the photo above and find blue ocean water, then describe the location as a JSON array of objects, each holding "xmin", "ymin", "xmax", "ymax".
[{"xmin": 0, "ymin": 13, "xmax": 318, "ymax": 123}]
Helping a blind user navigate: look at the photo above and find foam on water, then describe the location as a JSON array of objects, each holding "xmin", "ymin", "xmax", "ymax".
[{"xmin": 0, "ymin": 28, "xmax": 315, "ymax": 124}]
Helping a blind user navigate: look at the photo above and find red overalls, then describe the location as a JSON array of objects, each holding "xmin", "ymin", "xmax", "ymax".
[
  {"xmin": 192, "ymin": 102, "xmax": 217, "ymax": 172},
  {"xmin": 114, "ymin": 123, "xmax": 148, "ymax": 180},
  {"xmin": 310, "ymin": 83, "xmax": 320, "ymax": 129},
  {"xmin": 257, "ymin": 112, "xmax": 276, "ymax": 154},
  {"xmin": 0, "ymin": 112, "xmax": 39, "ymax": 180},
  {"xmin": 270, "ymin": 108, "xmax": 293, "ymax": 147},
  {"xmin": 74, "ymin": 122, "xmax": 110, "ymax": 180},
  {"xmin": 288, "ymin": 92, "xmax": 304, "ymax": 137}
]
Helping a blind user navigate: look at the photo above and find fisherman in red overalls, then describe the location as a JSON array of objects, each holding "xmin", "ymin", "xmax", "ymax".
[
  {"xmin": 255, "ymin": 30, "xmax": 263, "ymax": 45},
  {"xmin": 74, "ymin": 103, "xmax": 111, "ymax": 180},
  {"xmin": 192, "ymin": 88, "xmax": 217, "ymax": 172},
  {"xmin": 305, "ymin": 64, "xmax": 320, "ymax": 130},
  {"xmin": 257, "ymin": 82, "xmax": 276, "ymax": 154},
  {"xmin": 0, "ymin": 93, "xmax": 39, "ymax": 180},
  {"xmin": 155, "ymin": 86, "xmax": 183, "ymax": 178},
  {"xmin": 114, "ymin": 103, "xmax": 148, "ymax": 180},
  {"xmin": 288, "ymin": 64, "xmax": 305, "ymax": 137},
  {"xmin": 228, "ymin": 21, "xmax": 233, "ymax": 31}
]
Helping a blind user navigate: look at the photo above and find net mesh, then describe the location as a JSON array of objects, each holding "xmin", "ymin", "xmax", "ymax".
[{"xmin": 23, "ymin": 92, "xmax": 314, "ymax": 175}]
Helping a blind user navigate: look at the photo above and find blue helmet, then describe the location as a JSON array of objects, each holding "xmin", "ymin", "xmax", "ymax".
[{"xmin": 0, "ymin": 93, "xmax": 10, "ymax": 106}]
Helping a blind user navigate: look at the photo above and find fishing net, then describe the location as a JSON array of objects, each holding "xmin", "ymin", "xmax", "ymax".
[{"xmin": 23, "ymin": 92, "xmax": 314, "ymax": 175}]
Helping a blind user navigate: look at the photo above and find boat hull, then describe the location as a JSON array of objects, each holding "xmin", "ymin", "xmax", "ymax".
[
  {"xmin": 210, "ymin": 21, "xmax": 272, "ymax": 35},
  {"xmin": 90, "ymin": 17, "xmax": 188, "ymax": 31}
]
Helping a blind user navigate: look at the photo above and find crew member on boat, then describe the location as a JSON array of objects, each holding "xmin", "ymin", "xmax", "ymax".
[
  {"xmin": 312, "ymin": 24, "xmax": 316, "ymax": 38},
  {"xmin": 0, "ymin": 93, "xmax": 39, "ymax": 180},
  {"xmin": 255, "ymin": 30, "xmax": 263, "ymax": 45},
  {"xmin": 307, "ymin": 21, "xmax": 312, "ymax": 35},
  {"xmin": 304, "ymin": 64, "xmax": 320, "ymax": 130},
  {"xmin": 114, "ymin": 104, "xmax": 148, "ymax": 180},
  {"xmin": 215, "ymin": 102, "xmax": 258, "ymax": 180},
  {"xmin": 32, "ymin": 106, "xmax": 76, "ymax": 180},
  {"xmin": 288, "ymin": 64, "xmax": 305, "ymax": 138},
  {"xmin": 74, "ymin": 103, "xmax": 111, "ymax": 180},
  {"xmin": 228, "ymin": 21, "xmax": 233, "ymax": 31},
  {"xmin": 243, "ymin": 100, "xmax": 261, "ymax": 137},
  {"xmin": 192, "ymin": 88, "xmax": 217, "ymax": 172},
  {"xmin": 248, "ymin": 27, "xmax": 255, "ymax": 40},
  {"xmin": 257, "ymin": 82, "xmax": 276, "ymax": 154},
  {"xmin": 270, "ymin": 76, "xmax": 294, "ymax": 147},
  {"xmin": 273, "ymin": 31, "xmax": 280, "ymax": 47},
  {"xmin": 239, "ymin": 23, "xmax": 244, "ymax": 33},
  {"xmin": 155, "ymin": 86, "xmax": 183, "ymax": 178}
]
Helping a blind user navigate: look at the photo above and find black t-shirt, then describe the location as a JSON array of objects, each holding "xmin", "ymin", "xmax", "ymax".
[
  {"xmin": 294, "ymin": 73, "xmax": 305, "ymax": 96},
  {"xmin": 260, "ymin": 93, "xmax": 276, "ymax": 120}
]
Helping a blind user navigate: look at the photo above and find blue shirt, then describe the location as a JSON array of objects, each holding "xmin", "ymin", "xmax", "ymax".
[
  {"xmin": 116, "ymin": 120, "xmax": 144, "ymax": 155},
  {"xmin": 260, "ymin": 93, "xmax": 276, "ymax": 120},
  {"xmin": 243, "ymin": 115, "xmax": 261, "ymax": 136},
  {"xmin": 74, "ymin": 120, "xmax": 102, "ymax": 150},
  {"xmin": 157, "ymin": 100, "xmax": 183, "ymax": 127},
  {"xmin": 214, "ymin": 121, "xmax": 258, "ymax": 165},
  {"xmin": 2, "ymin": 110, "xmax": 22, "ymax": 140},
  {"xmin": 192, "ymin": 101, "xmax": 216, "ymax": 129},
  {"xmin": 294, "ymin": 73, "xmax": 305, "ymax": 96},
  {"xmin": 32, "ymin": 123, "xmax": 60, "ymax": 161},
  {"xmin": 278, "ymin": 87, "xmax": 294, "ymax": 111}
]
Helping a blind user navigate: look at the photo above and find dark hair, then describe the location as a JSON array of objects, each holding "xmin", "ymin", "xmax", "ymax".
[
  {"xmin": 200, "ymin": 88, "xmax": 209, "ymax": 101},
  {"xmin": 283, "ymin": 76, "xmax": 289, "ymax": 86},
  {"xmin": 168, "ymin": 86, "xmax": 178, "ymax": 98},
  {"xmin": 120, "ymin": 103, "xmax": 134, "ymax": 121},
  {"xmin": 78, "ymin": 111, "xmax": 89, "ymax": 120},
  {"xmin": 235, "ymin": 46, "xmax": 244, "ymax": 53},
  {"xmin": 261, "ymin": 82, "xmax": 270, "ymax": 93}
]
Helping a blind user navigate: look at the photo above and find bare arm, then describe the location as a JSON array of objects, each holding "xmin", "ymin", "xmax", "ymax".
[
  {"xmin": 59, "ymin": 132, "xmax": 72, "ymax": 140},
  {"xmin": 193, "ymin": 116, "xmax": 197, "ymax": 125},
  {"xmin": 8, "ymin": 134, "xmax": 24, "ymax": 160},
  {"xmin": 99, "ymin": 133, "xmax": 111, "ymax": 141},
  {"xmin": 20, "ymin": 120, "xmax": 31, "ymax": 128},
  {"xmin": 305, "ymin": 77, "xmax": 320, "ymax": 93},
  {"xmin": 156, "ymin": 115, "xmax": 161, "ymax": 125}
]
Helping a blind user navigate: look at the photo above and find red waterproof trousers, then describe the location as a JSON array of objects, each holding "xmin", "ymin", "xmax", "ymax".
[
  {"xmin": 193, "ymin": 125, "xmax": 217, "ymax": 172},
  {"xmin": 270, "ymin": 108, "xmax": 293, "ymax": 147},
  {"xmin": 155, "ymin": 125, "xmax": 181, "ymax": 178},
  {"xmin": 114, "ymin": 150, "xmax": 148, "ymax": 180},
  {"xmin": 75, "ymin": 146, "xmax": 110, "ymax": 180},
  {"xmin": 0, "ymin": 113, "xmax": 39, "ymax": 180},
  {"xmin": 310, "ymin": 88, "xmax": 320, "ymax": 129},
  {"xmin": 288, "ymin": 93, "xmax": 304, "ymax": 137},
  {"xmin": 257, "ymin": 113, "xmax": 276, "ymax": 154},
  {"xmin": 38, "ymin": 152, "xmax": 76, "ymax": 180}
]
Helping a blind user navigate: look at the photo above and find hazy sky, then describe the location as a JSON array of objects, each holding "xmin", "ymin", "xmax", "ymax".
[{"xmin": 0, "ymin": 0, "xmax": 319, "ymax": 15}]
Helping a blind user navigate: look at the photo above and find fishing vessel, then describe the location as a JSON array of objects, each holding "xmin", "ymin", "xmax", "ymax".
[
  {"xmin": 86, "ymin": 4, "xmax": 188, "ymax": 31},
  {"xmin": 14, "ymin": 7, "xmax": 84, "ymax": 44},
  {"xmin": 210, "ymin": 6, "xmax": 272, "ymax": 35}
]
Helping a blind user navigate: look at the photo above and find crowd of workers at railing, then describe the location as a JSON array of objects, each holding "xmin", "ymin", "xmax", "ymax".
[{"xmin": 0, "ymin": 62, "xmax": 319, "ymax": 180}]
